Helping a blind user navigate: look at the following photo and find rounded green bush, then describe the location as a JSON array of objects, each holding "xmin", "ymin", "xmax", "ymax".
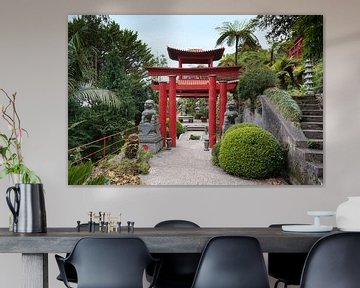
[
  {"xmin": 224, "ymin": 122, "xmax": 261, "ymax": 136},
  {"xmin": 219, "ymin": 127, "xmax": 284, "ymax": 179}
]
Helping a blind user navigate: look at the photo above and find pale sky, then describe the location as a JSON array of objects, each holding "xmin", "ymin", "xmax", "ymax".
[{"xmin": 110, "ymin": 15, "xmax": 268, "ymax": 66}]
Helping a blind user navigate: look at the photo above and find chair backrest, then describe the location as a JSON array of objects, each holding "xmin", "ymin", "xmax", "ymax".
[
  {"xmin": 152, "ymin": 220, "xmax": 201, "ymax": 286},
  {"xmin": 155, "ymin": 219, "xmax": 200, "ymax": 228},
  {"xmin": 191, "ymin": 236, "xmax": 270, "ymax": 288},
  {"xmin": 268, "ymin": 224, "xmax": 308, "ymax": 285},
  {"xmin": 300, "ymin": 232, "xmax": 360, "ymax": 288},
  {"xmin": 66, "ymin": 237, "xmax": 154, "ymax": 288}
]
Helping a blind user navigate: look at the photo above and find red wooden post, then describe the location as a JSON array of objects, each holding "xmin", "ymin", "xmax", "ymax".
[
  {"xmin": 208, "ymin": 75, "xmax": 217, "ymax": 147},
  {"xmin": 219, "ymin": 81, "xmax": 228, "ymax": 135},
  {"xmin": 159, "ymin": 81, "xmax": 167, "ymax": 145},
  {"xmin": 169, "ymin": 75, "xmax": 177, "ymax": 147}
]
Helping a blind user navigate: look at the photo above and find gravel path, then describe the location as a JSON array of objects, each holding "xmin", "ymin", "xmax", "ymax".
[{"xmin": 140, "ymin": 131, "xmax": 277, "ymax": 185}]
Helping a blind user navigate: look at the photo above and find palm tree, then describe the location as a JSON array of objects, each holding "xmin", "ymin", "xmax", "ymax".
[
  {"xmin": 272, "ymin": 55, "xmax": 300, "ymax": 89},
  {"xmin": 216, "ymin": 20, "xmax": 260, "ymax": 65},
  {"xmin": 68, "ymin": 32, "xmax": 121, "ymax": 109}
]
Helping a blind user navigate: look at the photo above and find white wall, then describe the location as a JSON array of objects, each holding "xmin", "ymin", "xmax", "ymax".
[{"xmin": 0, "ymin": 0, "xmax": 360, "ymax": 287}]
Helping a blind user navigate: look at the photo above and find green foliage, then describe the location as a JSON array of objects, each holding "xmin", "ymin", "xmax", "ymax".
[
  {"xmin": 211, "ymin": 141, "xmax": 222, "ymax": 166},
  {"xmin": 238, "ymin": 50, "xmax": 271, "ymax": 69},
  {"xmin": 87, "ymin": 175, "xmax": 109, "ymax": 185},
  {"xmin": 293, "ymin": 16, "xmax": 323, "ymax": 61},
  {"xmin": 224, "ymin": 122, "xmax": 261, "ymax": 135},
  {"xmin": 252, "ymin": 15, "xmax": 323, "ymax": 61},
  {"xmin": 0, "ymin": 89, "xmax": 41, "ymax": 184},
  {"xmin": 111, "ymin": 147, "xmax": 152, "ymax": 176},
  {"xmin": 251, "ymin": 15, "xmax": 297, "ymax": 42},
  {"xmin": 68, "ymin": 15, "xmax": 155, "ymax": 160},
  {"xmin": 313, "ymin": 59, "xmax": 323, "ymax": 93},
  {"xmin": 68, "ymin": 162, "xmax": 93, "ymax": 185},
  {"xmin": 91, "ymin": 146, "xmax": 152, "ymax": 185},
  {"xmin": 219, "ymin": 127, "xmax": 284, "ymax": 178},
  {"xmin": 116, "ymin": 158, "xmax": 145, "ymax": 175},
  {"xmin": 177, "ymin": 98, "xmax": 207, "ymax": 117},
  {"xmin": 166, "ymin": 119, "xmax": 185, "ymax": 138},
  {"xmin": 137, "ymin": 147, "xmax": 152, "ymax": 163},
  {"xmin": 216, "ymin": 20, "xmax": 260, "ymax": 65},
  {"xmin": 237, "ymin": 67, "xmax": 276, "ymax": 109},
  {"xmin": 271, "ymin": 55, "xmax": 300, "ymax": 89},
  {"xmin": 264, "ymin": 87, "xmax": 302, "ymax": 123}
]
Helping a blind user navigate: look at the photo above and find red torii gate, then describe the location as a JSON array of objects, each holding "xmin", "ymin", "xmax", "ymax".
[{"xmin": 145, "ymin": 47, "xmax": 242, "ymax": 148}]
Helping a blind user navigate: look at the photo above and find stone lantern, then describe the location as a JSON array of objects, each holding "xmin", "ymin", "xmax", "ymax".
[{"xmin": 304, "ymin": 59, "xmax": 314, "ymax": 95}]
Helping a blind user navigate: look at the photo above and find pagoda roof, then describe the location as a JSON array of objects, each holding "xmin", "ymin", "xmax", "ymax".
[
  {"xmin": 167, "ymin": 47, "xmax": 225, "ymax": 64},
  {"xmin": 145, "ymin": 66, "xmax": 243, "ymax": 78}
]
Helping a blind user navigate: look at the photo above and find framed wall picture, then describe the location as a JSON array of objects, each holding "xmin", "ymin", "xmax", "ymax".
[{"xmin": 68, "ymin": 15, "xmax": 323, "ymax": 186}]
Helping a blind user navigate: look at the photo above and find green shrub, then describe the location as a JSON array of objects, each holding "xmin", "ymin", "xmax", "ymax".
[
  {"xmin": 313, "ymin": 59, "xmax": 323, "ymax": 93},
  {"xmin": 219, "ymin": 127, "xmax": 284, "ymax": 178},
  {"xmin": 224, "ymin": 122, "xmax": 261, "ymax": 136},
  {"xmin": 211, "ymin": 141, "xmax": 222, "ymax": 166},
  {"xmin": 264, "ymin": 87, "xmax": 302, "ymax": 123},
  {"xmin": 87, "ymin": 175, "xmax": 109, "ymax": 185},
  {"xmin": 237, "ymin": 67, "xmax": 276, "ymax": 109},
  {"xmin": 166, "ymin": 118, "xmax": 185, "ymax": 138},
  {"xmin": 68, "ymin": 162, "xmax": 93, "ymax": 185}
]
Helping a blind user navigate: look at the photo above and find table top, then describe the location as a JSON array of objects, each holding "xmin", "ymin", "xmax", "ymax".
[{"xmin": 0, "ymin": 227, "xmax": 340, "ymax": 254}]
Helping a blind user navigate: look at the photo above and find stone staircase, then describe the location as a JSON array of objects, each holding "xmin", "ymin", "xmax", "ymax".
[{"xmin": 294, "ymin": 95, "xmax": 323, "ymax": 184}]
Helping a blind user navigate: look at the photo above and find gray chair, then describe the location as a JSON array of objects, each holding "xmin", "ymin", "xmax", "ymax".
[
  {"xmin": 56, "ymin": 237, "xmax": 160, "ymax": 288},
  {"xmin": 268, "ymin": 224, "xmax": 308, "ymax": 288},
  {"xmin": 300, "ymin": 232, "xmax": 360, "ymax": 288},
  {"xmin": 148, "ymin": 220, "xmax": 201, "ymax": 288},
  {"xmin": 191, "ymin": 236, "xmax": 270, "ymax": 288}
]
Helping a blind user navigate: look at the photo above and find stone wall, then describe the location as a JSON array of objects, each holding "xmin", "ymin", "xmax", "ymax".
[{"xmin": 259, "ymin": 96, "xmax": 316, "ymax": 184}]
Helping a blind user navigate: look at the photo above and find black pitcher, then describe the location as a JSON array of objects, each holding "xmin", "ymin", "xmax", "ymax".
[{"xmin": 6, "ymin": 183, "xmax": 47, "ymax": 233}]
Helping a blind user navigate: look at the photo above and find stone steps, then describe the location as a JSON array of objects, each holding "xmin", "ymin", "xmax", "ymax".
[
  {"xmin": 185, "ymin": 125, "xmax": 207, "ymax": 131},
  {"xmin": 298, "ymin": 104, "xmax": 322, "ymax": 110},
  {"xmin": 306, "ymin": 161, "xmax": 323, "ymax": 178},
  {"xmin": 301, "ymin": 122, "xmax": 323, "ymax": 130},
  {"xmin": 302, "ymin": 110, "xmax": 323, "ymax": 116},
  {"xmin": 295, "ymin": 95, "xmax": 324, "ymax": 184},
  {"xmin": 307, "ymin": 139, "xmax": 323, "ymax": 150},
  {"xmin": 302, "ymin": 115, "xmax": 323, "ymax": 122},
  {"xmin": 297, "ymin": 148, "xmax": 323, "ymax": 163},
  {"xmin": 294, "ymin": 97, "xmax": 319, "ymax": 104},
  {"xmin": 303, "ymin": 129, "xmax": 323, "ymax": 139}
]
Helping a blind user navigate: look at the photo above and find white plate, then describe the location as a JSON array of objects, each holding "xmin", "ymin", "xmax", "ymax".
[
  {"xmin": 307, "ymin": 211, "xmax": 336, "ymax": 217},
  {"xmin": 282, "ymin": 225, "xmax": 333, "ymax": 232}
]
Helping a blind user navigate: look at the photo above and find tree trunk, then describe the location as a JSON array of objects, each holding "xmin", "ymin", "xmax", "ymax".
[
  {"xmin": 235, "ymin": 37, "xmax": 239, "ymax": 65},
  {"xmin": 286, "ymin": 68, "xmax": 299, "ymax": 88}
]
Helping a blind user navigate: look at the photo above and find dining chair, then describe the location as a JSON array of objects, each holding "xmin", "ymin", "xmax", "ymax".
[
  {"xmin": 300, "ymin": 232, "xmax": 360, "ymax": 288},
  {"xmin": 147, "ymin": 220, "xmax": 201, "ymax": 288},
  {"xmin": 191, "ymin": 236, "xmax": 270, "ymax": 288},
  {"xmin": 55, "ymin": 237, "xmax": 160, "ymax": 288},
  {"xmin": 268, "ymin": 224, "xmax": 308, "ymax": 288},
  {"xmin": 56, "ymin": 223, "xmax": 99, "ymax": 284}
]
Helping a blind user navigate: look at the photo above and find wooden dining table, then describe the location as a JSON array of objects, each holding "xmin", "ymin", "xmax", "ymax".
[{"xmin": 0, "ymin": 226, "xmax": 339, "ymax": 288}]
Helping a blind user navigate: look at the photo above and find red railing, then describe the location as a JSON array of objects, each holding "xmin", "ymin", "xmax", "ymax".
[
  {"xmin": 288, "ymin": 36, "xmax": 304, "ymax": 59},
  {"xmin": 68, "ymin": 126, "xmax": 138, "ymax": 164}
]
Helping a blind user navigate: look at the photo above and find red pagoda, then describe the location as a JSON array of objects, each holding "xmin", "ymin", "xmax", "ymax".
[{"xmin": 145, "ymin": 47, "xmax": 242, "ymax": 148}]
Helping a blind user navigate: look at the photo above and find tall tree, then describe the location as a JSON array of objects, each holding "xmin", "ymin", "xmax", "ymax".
[
  {"xmin": 250, "ymin": 15, "xmax": 297, "ymax": 42},
  {"xmin": 215, "ymin": 20, "xmax": 260, "ymax": 65},
  {"xmin": 68, "ymin": 15, "xmax": 156, "ymax": 151},
  {"xmin": 252, "ymin": 15, "xmax": 323, "ymax": 61},
  {"xmin": 68, "ymin": 31, "xmax": 121, "ymax": 109}
]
